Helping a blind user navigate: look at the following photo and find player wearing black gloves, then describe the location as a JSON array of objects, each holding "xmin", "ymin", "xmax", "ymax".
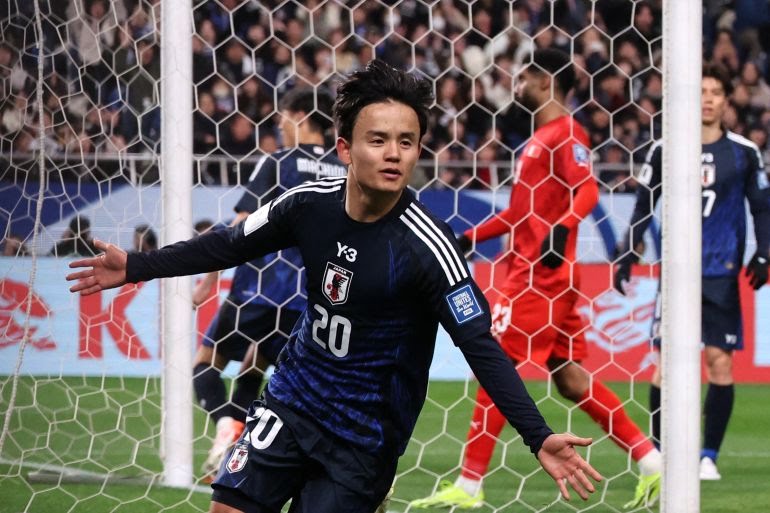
[{"xmin": 614, "ymin": 63, "xmax": 770, "ymax": 481}]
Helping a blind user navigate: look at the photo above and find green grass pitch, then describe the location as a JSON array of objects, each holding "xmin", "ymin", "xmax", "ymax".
[{"xmin": 1, "ymin": 377, "xmax": 768, "ymax": 512}]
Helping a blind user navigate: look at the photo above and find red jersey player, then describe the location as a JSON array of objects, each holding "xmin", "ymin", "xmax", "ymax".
[{"xmin": 411, "ymin": 49, "xmax": 662, "ymax": 510}]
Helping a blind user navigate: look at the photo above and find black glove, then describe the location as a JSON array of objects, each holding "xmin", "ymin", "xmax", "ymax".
[
  {"xmin": 613, "ymin": 258, "xmax": 633, "ymax": 295},
  {"xmin": 745, "ymin": 253, "xmax": 769, "ymax": 289},
  {"xmin": 612, "ymin": 244, "xmax": 640, "ymax": 295},
  {"xmin": 539, "ymin": 224, "xmax": 569, "ymax": 269},
  {"xmin": 457, "ymin": 234, "xmax": 472, "ymax": 254}
]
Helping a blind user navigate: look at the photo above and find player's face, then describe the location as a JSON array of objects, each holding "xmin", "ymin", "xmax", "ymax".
[
  {"xmin": 515, "ymin": 67, "xmax": 545, "ymax": 112},
  {"xmin": 336, "ymin": 100, "xmax": 421, "ymax": 195},
  {"xmin": 278, "ymin": 109, "xmax": 302, "ymax": 148},
  {"xmin": 702, "ymin": 77, "xmax": 727, "ymax": 126}
]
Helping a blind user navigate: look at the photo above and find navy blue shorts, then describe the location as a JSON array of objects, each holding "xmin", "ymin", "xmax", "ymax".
[
  {"xmin": 211, "ymin": 395, "xmax": 397, "ymax": 513},
  {"xmin": 652, "ymin": 276, "xmax": 742, "ymax": 351},
  {"xmin": 203, "ymin": 300, "xmax": 302, "ymax": 363}
]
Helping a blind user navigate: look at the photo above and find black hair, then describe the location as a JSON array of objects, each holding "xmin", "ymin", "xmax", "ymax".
[
  {"xmin": 278, "ymin": 86, "xmax": 335, "ymax": 133},
  {"xmin": 134, "ymin": 224, "xmax": 157, "ymax": 249},
  {"xmin": 333, "ymin": 59, "xmax": 433, "ymax": 141},
  {"xmin": 69, "ymin": 215, "xmax": 90, "ymax": 233},
  {"xmin": 528, "ymin": 48, "xmax": 576, "ymax": 97},
  {"xmin": 194, "ymin": 219, "xmax": 214, "ymax": 235},
  {"xmin": 702, "ymin": 62, "xmax": 733, "ymax": 96}
]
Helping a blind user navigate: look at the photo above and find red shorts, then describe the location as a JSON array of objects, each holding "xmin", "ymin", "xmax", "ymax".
[{"xmin": 490, "ymin": 287, "xmax": 588, "ymax": 366}]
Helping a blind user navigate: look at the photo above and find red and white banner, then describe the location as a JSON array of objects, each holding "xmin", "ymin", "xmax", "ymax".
[{"xmin": 1, "ymin": 259, "xmax": 768, "ymax": 382}]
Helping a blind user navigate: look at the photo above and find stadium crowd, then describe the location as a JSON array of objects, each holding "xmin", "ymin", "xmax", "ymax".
[{"xmin": 1, "ymin": 0, "xmax": 770, "ymax": 188}]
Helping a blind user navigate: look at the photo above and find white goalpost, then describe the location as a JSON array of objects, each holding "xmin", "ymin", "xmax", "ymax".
[
  {"xmin": 661, "ymin": 0, "xmax": 702, "ymax": 511},
  {"xmin": 160, "ymin": 0, "xmax": 194, "ymax": 488}
]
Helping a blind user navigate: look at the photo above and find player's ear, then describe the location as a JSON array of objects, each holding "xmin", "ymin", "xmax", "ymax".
[{"xmin": 336, "ymin": 137, "xmax": 352, "ymax": 165}]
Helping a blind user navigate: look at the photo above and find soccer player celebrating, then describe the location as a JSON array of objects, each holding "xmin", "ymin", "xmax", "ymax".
[
  {"xmin": 614, "ymin": 63, "xmax": 770, "ymax": 480},
  {"xmin": 411, "ymin": 48, "xmax": 662, "ymax": 510},
  {"xmin": 192, "ymin": 87, "xmax": 347, "ymax": 477},
  {"xmin": 67, "ymin": 60, "xmax": 602, "ymax": 513}
]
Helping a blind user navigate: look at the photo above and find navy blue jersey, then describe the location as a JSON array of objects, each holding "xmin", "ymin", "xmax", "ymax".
[
  {"xmin": 128, "ymin": 178, "xmax": 552, "ymax": 457},
  {"xmin": 228, "ymin": 144, "xmax": 346, "ymax": 308},
  {"xmin": 620, "ymin": 132, "xmax": 770, "ymax": 277}
]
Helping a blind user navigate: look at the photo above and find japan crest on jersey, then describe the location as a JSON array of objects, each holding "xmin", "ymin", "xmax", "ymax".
[
  {"xmin": 226, "ymin": 443, "xmax": 249, "ymax": 473},
  {"xmin": 701, "ymin": 163, "xmax": 716, "ymax": 187},
  {"xmin": 323, "ymin": 262, "xmax": 353, "ymax": 305}
]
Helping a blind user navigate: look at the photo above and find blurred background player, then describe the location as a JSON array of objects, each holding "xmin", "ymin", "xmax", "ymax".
[
  {"xmin": 49, "ymin": 215, "xmax": 98, "ymax": 257},
  {"xmin": 614, "ymin": 62, "xmax": 770, "ymax": 480},
  {"xmin": 132, "ymin": 224, "xmax": 157, "ymax": 252},
  {"xmin": 1, "ymin": 233, "xmax": 28, "ymax": 256},
  {"xmin": 192, "ymin": 86, "xmax": 347, "ymax": 477},
  {"xmin": 411, "ymin": 48, "xmax": 662, "ymax": 510}
]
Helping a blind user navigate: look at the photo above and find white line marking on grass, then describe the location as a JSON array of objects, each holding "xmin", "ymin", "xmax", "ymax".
[{"xmin": 0, "ymin": 457, "xmax": 211, "ymax": 494}]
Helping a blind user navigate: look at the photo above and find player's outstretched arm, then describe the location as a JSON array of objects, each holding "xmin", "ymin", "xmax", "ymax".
[
  {"xmin": 537, "ymin": 433, "xmax": 602, "ymax": 501},
  {"xmin": 66, "ymin": 239, "xmax": 128, "ymax": 295}
]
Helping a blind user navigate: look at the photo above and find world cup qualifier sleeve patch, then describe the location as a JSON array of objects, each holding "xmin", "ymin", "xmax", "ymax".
[
  {"xmin": 446, "ymin": 284, "xmax": 483, "ymax": 324},
  {"xmin": 572, "ymin": 143, "xmax": 590, "ymax": 166}
]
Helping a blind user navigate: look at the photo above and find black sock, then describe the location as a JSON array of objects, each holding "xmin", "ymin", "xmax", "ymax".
[
  {"xmin": 649, "ymin": 384, "xmax": 661, "ymax": 450},
  {"xmin": 230, "ymin": 371, "xmax": 264, "ymax": 423},
  {"xmin": 703, "ymin": 383, "xmax": 734, "ymax": 461},
  {"xmin": 193, "ymin": 363, "xmax": 228, "ymax": 424}
]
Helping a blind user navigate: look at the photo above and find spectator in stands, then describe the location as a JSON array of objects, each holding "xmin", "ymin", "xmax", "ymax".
[
  {"xmin": 237, "ymin": 77, "xmax": 272, "ymax": 121},
  {"xmin": 0, "ymin": 43, "xmax": 30, "ymax": 101},
  {"xmin": 748, "ymin": 124, "xmax": 769, "ymax": 157},
  {"xmin": 192, "ymin": 29, "xmax": 215, "ymax": 85},
  {"xmin": 194, "ymin": 91, "xmax": 218, "ymax": 155},
  {"xmin": 221, "ymin": 114, "xmax": 256, "ymax": 157},
  {"xmin": 210, "ymin": 78, "xmax": 235, "ymax": 117},
  {"xmin": 50, "ymin": 215, "xmax": 98, "ymax": 257},
  {"xmin": 258, "ymin": 132, "xmax": 278, "ymax": 154},
  {"xmin": 595, "ymin": 67, "xmax": 628, "ymax": 113},
  {"xmin": 732, "ymin": 82, "xmax": 763, "ymax": 129},
  {"xmin": 133, "ymin": 224, "xmax": 157, "ymax": 253},
  {"xmin": 68, "ymin": 0, "xmax": 122, "ymax": 105},
  {"xmin": 579, "ymin": 28, "xmax": 609, "ymax": 74},
  {"xmin": 464, "ymin": 79, "xmax": 495, "ymax": 148},
  {"xmin": 633, "ymin": 1, "xmax": 659, "ymax": 47},
  {"xmin": 116, "ymin": 35, "xmax": 160, "ymax": 151},
  {"xmin": 328, "ymin": 28, "xmax": 358, "ymax": 74},
  {"xmin": 711, "ymin": 29, "xmax": 740, "ymax": 74},
  {"xmin": 217, "ymin": 40, "xmax": 251, "ymax": 87},
  {"xmin": 643, "ymin": 71, "xmax": 663, "ymax": 103},
  {"xmin": 1, "ymin": 234, "xmax": 28, "ymax": 257},
  {"xmin": 740, "ymin": 61, "xmax": 770, "ymax": 111}
]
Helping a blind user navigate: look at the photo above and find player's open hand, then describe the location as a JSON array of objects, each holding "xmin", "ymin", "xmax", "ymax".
[
  {"xmin": 66, "ymin": 239, "xmax": 128, "ymax": 295},
  {"xmin": 537, "ymin": 433, "xmax": 603, "ymax": 501}
]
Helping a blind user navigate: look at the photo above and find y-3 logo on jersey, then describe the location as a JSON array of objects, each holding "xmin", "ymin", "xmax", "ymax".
[{"xmin": 336, "ymin": 242, "xmax": 357, "ymax": 262}]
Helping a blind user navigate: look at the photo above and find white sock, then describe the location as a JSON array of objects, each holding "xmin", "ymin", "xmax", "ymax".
[
  {"xmin": 215, "ymin": 416, "xmax": 234, "ymax": 432},
  {"xmin": 638, "ymin": 448, "xmax": 663, "ymax": 476},
  {"xmin": 454, "ymin": 475, "xmax": 482, "ymax": 496}
]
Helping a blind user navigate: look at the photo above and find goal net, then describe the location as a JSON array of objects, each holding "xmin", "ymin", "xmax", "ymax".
[{"xmin": 0, "ymin": 1, "xmax": 734, "ymax": 512}]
